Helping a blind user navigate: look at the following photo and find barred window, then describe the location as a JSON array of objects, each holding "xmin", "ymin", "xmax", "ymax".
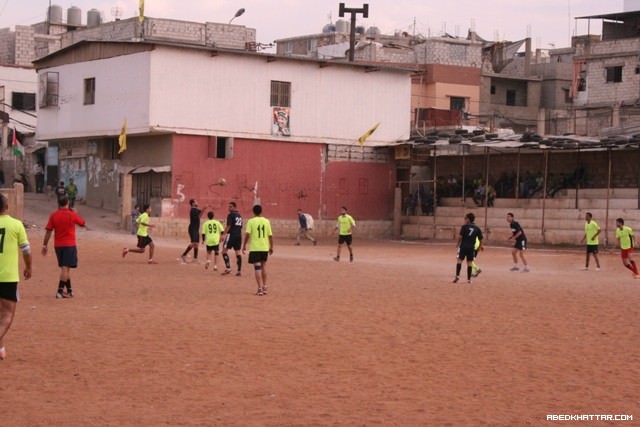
[{"xmin": 270, "ymin": 80, "xmax": 291, "ymax": 107}]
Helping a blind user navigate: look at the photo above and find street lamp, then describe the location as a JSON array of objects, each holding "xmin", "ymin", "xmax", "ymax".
[{"xmin": 229, "ymin": 8, "xmax": 245, "ymax": 24}]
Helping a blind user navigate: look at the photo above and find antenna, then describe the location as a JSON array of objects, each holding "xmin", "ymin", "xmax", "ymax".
[{"xmin": 111, "ymin": 6, "xmax": 122, "ymax": 21}]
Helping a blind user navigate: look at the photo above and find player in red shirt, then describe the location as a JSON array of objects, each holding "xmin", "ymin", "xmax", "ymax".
[{"xmin": 42, "ymin": 196, "xmax": 86, "ymax": 298}]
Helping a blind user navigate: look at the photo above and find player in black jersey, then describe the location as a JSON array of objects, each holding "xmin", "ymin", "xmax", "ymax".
[
  {"xmin": 453, "ymin": 212, "xmax": 483, "ymax": 283},
  {"xmin": 222, "ymin": 201, "xmax": 243, "ymax": 276}
]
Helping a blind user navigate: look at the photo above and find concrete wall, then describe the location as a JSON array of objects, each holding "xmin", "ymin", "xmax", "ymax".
[
  {"xmin": 403, "ymin": 187, "xmax": 640, "ymax": 246},
  {"xmin": 415, "ymin": 38, "xmax": 483, "ymax": 67},
  {"xmin": 0, "ymin": 182, "xmax": 23, "ymax": 221},
  {"xmin": 167, "ymin": 136, "xmax": 394, "ymax": 222}
]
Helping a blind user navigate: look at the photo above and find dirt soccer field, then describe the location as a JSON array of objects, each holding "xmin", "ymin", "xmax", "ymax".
[{"xmin": 3, "ymin": 201, "xmax": 639, "ymax": 426}]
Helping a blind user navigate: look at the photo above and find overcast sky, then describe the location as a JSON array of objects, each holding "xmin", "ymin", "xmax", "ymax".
[{"xmin": 0, "ymin": 0, "xmax": 628, "ymax": 51}]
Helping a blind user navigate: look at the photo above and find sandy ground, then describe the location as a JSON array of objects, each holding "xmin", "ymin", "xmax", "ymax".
[{"xmin": 2, "ymin": 194, "xmax": 639, "ymax": 426}]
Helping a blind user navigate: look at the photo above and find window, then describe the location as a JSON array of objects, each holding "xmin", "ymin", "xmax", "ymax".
[
  {"xmin": 606, "ymin": 66, "xmax": 623, "ymax": 83},
  {"xmin": 506, "ymin": 89, "xmax": 516, "ymax": 106},
  {"xmin": 490, "ymin": 85, "xmax": 496, "ymax": 95},
  {"xmin": 270, "ymin": 80, "xmax": 291, "ymax": 107},
  {"xmin": 11, "ymin": 92, "xmax": 36, "ymax": 111},
  {"xmin": 103, "ymin": 138, "xmax": 118, "ymax": 160},
  {"xmin": 563, "ymin": 88, "xmax": 571, "ymax": 103},
  {"xmin": 450, "ymin": 96, "xmax": 466, "ymax": 111},
  {"xmin": 39, "ymin": 72, "xmax": 59, "ymax": 108},
  {"xmin": 84, "ymin": 77, "xmax": 95, "ymax": 105},
  {"xmin": 207, "ymin": 136, "xmax": 233, "ymax": 159}
]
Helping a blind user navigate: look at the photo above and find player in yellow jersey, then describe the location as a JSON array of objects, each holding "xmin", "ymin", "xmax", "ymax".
[
  {"xmin": 201, "ymin": 211, "xmax": 224, "ymax": 271},
  {"xmin": 242, "ymin": 205, "xmax": 273, "ymax": 296},
  {"xmin": 580, "ymin": 212, "xmax": 601, "ymax": 271},
  {"xmin": 122, "ymin": 204, "xmax": 157, "ymax": 264},
  {"xmin": 471, "ymin": 236, "xmax": 483, "ymax": 277},
  {"xmin": 334, "ymin": 206, "xmax": 356, "ymax": 262},
  {"xmin": 615, "ymin": 218, "xmax": 639, "ymax": 278},
  {"xmin": 0, "ymin": 194, "xmax": 32, "ymax": 360}
]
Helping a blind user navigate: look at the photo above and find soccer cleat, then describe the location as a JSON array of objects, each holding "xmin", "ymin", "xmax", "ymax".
[
  {"xmin": 122, "ymin": 247, "xmax": 128, "ymax": 258},
  {"xmin": 66, "ymin": 290, "xmax": 74, "ymax": 298},
  {"xmin": 521, "ymin": 267, "xmax": 530, "ymax": 273},
  {"xmin": 333, "ymin": 256, "xmax": 340, "ymax": 262},
  {"xmin": 180, "ymin": 255, "xmax": 187, "ymax": 264},
  {"xmin": 509, "ymin": 266, "xmax": 520, "ymax": 271},
  {"xmin": 222, "ymin": 269, "xmax": 232, "ymax": 275},
  {"xmin": 56, "ymin": 290, "xmax": 66, "ymax": 299},
  {"xmin": 349, "ymin": 254, "xmax": 354, "ymax": 263},
  {"xmin": 235, "ymin": 271, "xmax": 241, "ymax": 277},
  {"xmin": 467, "ymin": 279, "xmax": 472, "ymax": 284},
  {"xmin": 452, "ymin": 276, "xmax": 459, "ymax": 283},
  {"xmin": 148, "ymin": 260, "xmax": 158, "ymax": 264},
  {"xmin": 473, "ymin": 269, "xmax": 482, "ymax": 278},
  {"xmin": 596, "ymin": 267, "xmax": 601, "ymax": 271},
  {"xmin": 213, "ymin": 265, "xmax": 218, "ymax": 271},
  {"xmin": 581, "ymin": 267, "xmax": 589, "ymax": 271}
]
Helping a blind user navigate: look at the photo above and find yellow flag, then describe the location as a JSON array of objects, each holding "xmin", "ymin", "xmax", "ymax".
[
  {"xmin": 138, "ymin": 0, "xmax": 145, "ymax": 22},
  {"xmin": 358, "ymin": 122, "xmax": 380, "ymax": 146},
  {"xmin": 118, "ymin": 118, "xmax": 127, "ymax": 154}
]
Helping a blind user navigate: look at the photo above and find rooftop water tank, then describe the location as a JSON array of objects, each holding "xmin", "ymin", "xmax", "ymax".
[
  {"xmin": 48, "ymin": 5, "xmax": 63, "ymax": 24},
  {"xmin": 322, "ymin": 23, "xmax": 336, "ymax": 33},
  {"xmin": 87, "ymin": 9, "xmax": 101, "ymax": 27},
  {"xmin": 365, "ymin": 26, "xmax": 380, "ymax": 36},
  {"xmin": 67, "ymin": 6, "xmax": 82, "ymax": 26},
  {"xmin": 335, "ymin": 19, "xmax": 350, "ymax": 33}
]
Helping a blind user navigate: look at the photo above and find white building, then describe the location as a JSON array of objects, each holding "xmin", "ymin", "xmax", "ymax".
[
  {"xmin": 35, "ymin": 40, "xmax": 412, "ymax": 235},
  {"xmin": 0, "ymin": 64, "xmax": 39, "ymax": 187}
]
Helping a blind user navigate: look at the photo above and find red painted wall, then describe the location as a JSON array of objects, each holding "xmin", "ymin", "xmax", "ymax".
[
  {"xmin": 171, "ymin": 135, "xmax": 395, "ymax": 220},
  {"xmin": 324, "ymin": 162, "xmax": 395, "ymax": 221}
]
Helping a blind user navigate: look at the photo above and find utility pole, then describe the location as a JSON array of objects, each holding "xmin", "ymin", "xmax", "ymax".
[{"xmin": 338, "ymin": 3, "xmax": 369, "ymax": 62}]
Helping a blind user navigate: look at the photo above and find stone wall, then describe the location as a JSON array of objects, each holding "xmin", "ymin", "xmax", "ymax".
[{"xmin": 415, "ymin": 38, "xmax": 483, "ymax": 67}]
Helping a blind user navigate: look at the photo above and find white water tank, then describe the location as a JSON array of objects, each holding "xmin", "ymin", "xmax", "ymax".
[
  {"xmin": 335, "ymin": 19, "xmax": 350, "ymax": 33},
  {"xmin": 48, "ymin": 5, "xmax": 63, "ymax": 24},
  {"xmin": 67, "ymin": 6, "xmax": 82, "ymax": 26},
  {"xmin": 87, "ymin": 9, "xmax": 101, "ymax": 27}
]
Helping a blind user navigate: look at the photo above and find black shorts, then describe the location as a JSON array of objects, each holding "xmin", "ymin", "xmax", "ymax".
[
  {"xmin": 188, "ymin": 225, "xmax": 199, "ymax": 243},
  {"xmin": 586, "ymin": 244, "xmax": 599, "ymax": 254},
  {"xmin": 248, "ymin": 251, "xmax": 269, "ymax": 264},
  {"xmin": 55, "ymin": 246, "xmax": 78, "ymax": 268},
  {"xmin": 137, "ymin": 235, "xmax": 153, "ymax": 249},
  {"xmin": 206, "ymin": 244, "xmax": 220, "ymax": 254},
  {"xmin": 338, "ymin": 235, "xmax": 353, "ymax": 245},
  {"xmin": 457, "ymin": 246, "xmax": 475, "ymax": 261},
  {"xmin": 224, "ymin": 234, "xmax": 242, "ymax": 251},
  {"xmin": 0, "ymin": 282, "xmax": 18, "ymax": 302},
  {"xmin": 514, "ymin": 239, "xmax": 527, "ymax": 250}
]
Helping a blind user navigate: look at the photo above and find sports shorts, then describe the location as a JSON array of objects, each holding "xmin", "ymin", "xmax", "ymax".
[
  {"xmin": 55, "ymin": 246, "xmax": 78, "ymax": 268},
  {"xmin": 338, "ymin": 235, "xmax": 353, "ymax": 245},
  {"xmin": 137, "ymin": 235, "xmax": 153, "ymax": 249},
  {"xmin": 248, "ymin": 251, "xmax": 269, "ymax": 264}
]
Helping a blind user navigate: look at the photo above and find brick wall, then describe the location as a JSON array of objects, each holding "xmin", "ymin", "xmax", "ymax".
[{"xmin": 14, "ymin": 26, "xmax": 35, "ymax": 66}]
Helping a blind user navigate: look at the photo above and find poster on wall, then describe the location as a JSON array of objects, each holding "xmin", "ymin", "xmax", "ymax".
[{"xmin": 272, "ymin": 107, "xmax": 290, "ymax": 136}]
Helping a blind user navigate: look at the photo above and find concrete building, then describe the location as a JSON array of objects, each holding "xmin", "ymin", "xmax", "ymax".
[
  {"xmin": 0, "ymin": 64, "xmax": 39, "ymax": 188},
  {"xmin": 570, "ymin": 10, "xmax": 640, "ymax": 136},
  {"xmin": 0, "ymin": 6, "xmax": 257, "ymax": 67},
  {"xmin": 276, "ymin": 28, "xmax": 483, "ymax": 134},
  {"xmin": 34, "ymin": 39, "xmax": 412, "ymax": 236}
]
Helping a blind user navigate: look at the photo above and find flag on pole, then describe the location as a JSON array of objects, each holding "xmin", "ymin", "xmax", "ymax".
[
  {"xmin": 357, "ymin": 122, "xmax": 380, "ymax": 146},
  {"xmin": 11, "ymin": 127, "xmax": 24, "ymax": 157},
  {"xmin": 118, "ymin": 118, "xmax": 127, "ymax": 154},
  {"xmin": 138, "ymin": 0, "xmax": 145, "ymax": 22}
]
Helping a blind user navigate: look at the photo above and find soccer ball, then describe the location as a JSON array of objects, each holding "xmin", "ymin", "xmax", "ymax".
[{"xmin": 217, "ymin": 177, "xmax": 226, "ymax": 186}]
